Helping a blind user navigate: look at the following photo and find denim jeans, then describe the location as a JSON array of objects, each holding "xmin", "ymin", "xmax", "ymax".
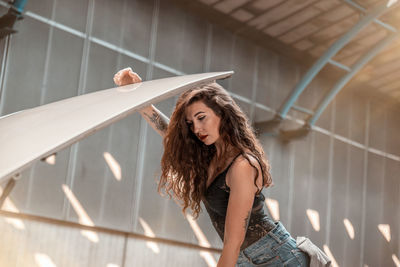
[{"xmin": 236, "ymin": 221, "xmax": 309, "ymax": 266}]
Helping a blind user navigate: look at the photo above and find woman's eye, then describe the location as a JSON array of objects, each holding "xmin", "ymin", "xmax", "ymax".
[{"xmin": 198, "ymin": 116, "xmax": 205, "ymax": 121}]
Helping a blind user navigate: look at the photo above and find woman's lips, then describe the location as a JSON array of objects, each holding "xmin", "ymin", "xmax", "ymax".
[{"xmin": 199, "ymin": 135, "xmax": 208, "ymax": 141}]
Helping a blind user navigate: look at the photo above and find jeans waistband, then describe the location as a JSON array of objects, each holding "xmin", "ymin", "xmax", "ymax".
[
  {"xmin": 238, "ymin": 221, "xmax": 293, "ymax": 265},
  {"xmin": 242, "ymin": 221, "xmax": 290, "ymax": 254},
  {"xmin": 267, "ymin": 221, "xmax": 290, "ymax": 244}
]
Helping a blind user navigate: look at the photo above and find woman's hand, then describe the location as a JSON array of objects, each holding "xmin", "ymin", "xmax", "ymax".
[
  {"xmin": 113, "ymin": 67, "xmax": 169, "ymax": 137},
  {"xmin": 113, "ymin": 67, "xmax": 142, "ymax": 86}
]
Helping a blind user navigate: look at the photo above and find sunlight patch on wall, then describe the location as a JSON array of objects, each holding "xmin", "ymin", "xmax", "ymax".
[
  {"xmin": 43, "ymin": 154, "xmax": 56, "ymax": 165},
  {"xmin": 186, "ymin": 214, "xmax": 217, "ymax": 267},
  {"xmin": 0, "ymin": 186, "xmax": 25, "ymax": 230},
  {"xmin": 138, "ymin": 217, "xmax": 160, "ymax": 254},
  {"xmin": 387, "ymin": 0, "xmax": 398, "ymax": 8},
  {"xmin": 392, "ymin": 254, "xmax": 400, "ymax": 267},
  {"xmin": 103, "ymin": 152, "xmax": 122, "ymax": 181},
  {"xmin": 62, "ymin": 184, "xmax": 99, "ymax": 243},
  {"xmin": 306, "ymin": 209, "xmax": 320, "ymax": 232},
  {"xmin": 34, "ymin": 253, "xmax": 56, "ymax": 267},
  {"xmin": 265, "ymin": 198, "xmax": 280, "ymax": 221},
  {"xmin": 323, "ymin": 245, "xmax": 339, "ymax": 267},
  {"xmin": 343, "ymin": 218, "xmax": 355, "ymax": 239},
  {"xmin": 378, "ymin": 224, "xmax": 391, "ymax": 242}
]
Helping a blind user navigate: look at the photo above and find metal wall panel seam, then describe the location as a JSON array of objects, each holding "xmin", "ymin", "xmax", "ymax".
[
  {"xmin": 288, "ymin": 63, "xmax": 300, "ymax": 229},
  {"xmin": 77, "ymin": 0, "xmax": 94, "ymax": 96},
  {"xmin": 159, "ymin": 3, "xmax": 187, "ymax": 238},
  {"xmin": 39, "ymin": 0, "xmax": 57, "ymax": 107},
  {"xmin": 249, "ymin": 47, "xmax": 259, "ymax": 123},
  {"xmin": 62, "ymin": 0, "xmax": 95, "ymax": 221},
  {"xmin": 178, "ymin": 10, "xmax": 186, "ymax": 74},
  {"xmin": 98, "ymin": 0, "xmax": 130, "ymax": 228},
  {"xmin": 228, "ymin": 34, "xmax": 237, "ymax": 91},
  {"xmin": 260, "ymin": 137, "xmax": 273, "ymax": 202},
  {"xmin": 131, "ymin": 119, "xmax": 150, "ymax": 228},
  {"xmin": 343, "ymin": 96, "xmax": 353, "ymax": 265},
  {"xmin": 286, "ymin": 141, "xmax": 295, "ymax": 232},
  {"xmin": 379, "ymin": 155, "xmax": 387, "ymax": 265},
  {"xmin": 359, "ymin": 99, "xmax": 370, "ymax": 266},
  {"xmin": 306, "ymin": 130, "xmax": 315, "ymax": 237},
  {"xmin": 145, "ymin": 0, "xmax": 160, "ymax": 81},
  {"xmin": 0, "ymin": 35, "xmax": 11, "ymax": 116},
  {"xmin": 120, "ymin": 233, "xmax": 128, "ymax": 267},
  {"xmin": 378, "ymin": 110, "xmax": 388, "ymax": 265},
  {"xmin": 204, "ymin": 23, "xmax": 213, "ymax": 73},
  {"xmin": 25, "ymin": 0, "xmax": 58, "ymax": 212},
  {"xmin": 325, "ymin": 98, "xmax": 336, "ymax": 246},
  {"xmin": 131, "ymin": 0, "xmax": 160, "ymax": 233},
  {"xmin": 98, "ymin": 124, "xmax": 114, "ymax": 224}
]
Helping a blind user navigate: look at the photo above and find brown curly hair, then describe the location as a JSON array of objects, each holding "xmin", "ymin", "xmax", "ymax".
[{"xmin": 158, "ymin": 82, "xmax": 272, "ymax": 218}]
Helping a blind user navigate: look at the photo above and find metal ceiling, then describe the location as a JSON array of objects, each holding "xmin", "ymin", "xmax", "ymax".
[{"xmin": 178, "ymin": 0, "xmax": 400, "ymax": 102}]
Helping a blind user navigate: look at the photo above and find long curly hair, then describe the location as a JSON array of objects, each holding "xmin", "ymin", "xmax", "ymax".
[{"xmin": 159, "ymin": 82, "xmax": 272, "ymax": 218}]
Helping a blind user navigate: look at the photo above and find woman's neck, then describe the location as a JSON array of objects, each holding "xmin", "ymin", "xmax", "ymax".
[{"xmin": 214, "ymin": 138, "xmax": 238, "ymax": 160}]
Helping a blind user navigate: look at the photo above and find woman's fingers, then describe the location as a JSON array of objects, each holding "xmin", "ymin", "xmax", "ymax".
[
  {"xmin": 113, "ymin": 69, "xmax": 126, "ymax": 85},
  {"xmin": 113, "ymin": 73, "xmax": 121, "ymax": 85},
  {"xmin": 128, "ymin": 70, "xmax": 142, "ymax": 83},
  {"xmin": 113, "ymin": 67, "xmax": 142, "ymax": 86}
]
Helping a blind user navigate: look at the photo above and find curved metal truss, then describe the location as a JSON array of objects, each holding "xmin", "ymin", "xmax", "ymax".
[{"xmin": 255, "ymin": 0, "xmax": 399, "ymax": 142}]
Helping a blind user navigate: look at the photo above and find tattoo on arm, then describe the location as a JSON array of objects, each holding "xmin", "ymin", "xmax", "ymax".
[
  {"xmin": 244, "ymin": 210, "xmax": 251, "ymax": 231},
  {"xmin": 144, "ymin": 110, "xmax": 169, "ymax": 133}
]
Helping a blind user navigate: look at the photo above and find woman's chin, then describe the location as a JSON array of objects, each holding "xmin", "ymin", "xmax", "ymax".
[{"xmin": 203, "ymin": 139, "xmax": 216, "ymax": 146}]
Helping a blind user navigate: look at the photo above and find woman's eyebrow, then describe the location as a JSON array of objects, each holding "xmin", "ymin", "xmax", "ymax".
[{"xmin": 186, "ymin": 111, "xmax": 205, "ymax": 122}]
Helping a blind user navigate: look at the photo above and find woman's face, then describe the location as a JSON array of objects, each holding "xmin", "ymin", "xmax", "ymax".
[{"xmin": 185, "ymin": 100, "xmax": 221, "ymax": 145}]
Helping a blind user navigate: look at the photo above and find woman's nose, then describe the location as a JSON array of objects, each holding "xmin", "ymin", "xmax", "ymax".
[{"xmin": 193, "ymin": 122, "xmax": 200, "ymax": 134}]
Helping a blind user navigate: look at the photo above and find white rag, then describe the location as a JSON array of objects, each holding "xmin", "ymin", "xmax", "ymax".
[{"xmin": 296, "ymin": 236, "xmax": 331, "ymax": 267}]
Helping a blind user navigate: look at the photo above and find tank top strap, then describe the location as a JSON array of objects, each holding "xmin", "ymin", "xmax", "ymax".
[
  {"xmin": 225, "ymin": 152, "xmax": 243, "ymax": 170},
  {"xmin": 225, "ymin": 152, "xmax": 264, "ymax": 179},
  {"xmin": 243, "ymin": 152, "xmax": 262, "ymax": 170}
]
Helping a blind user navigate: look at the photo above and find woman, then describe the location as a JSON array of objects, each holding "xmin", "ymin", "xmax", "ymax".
[{"xmin": 114, "ymin": 68, "xmax": 309, "ymax": 266}]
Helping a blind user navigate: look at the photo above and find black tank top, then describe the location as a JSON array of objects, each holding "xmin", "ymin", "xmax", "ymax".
[{"xmin": 202, "ymin": 153, "xmax": 276, "ymax": 251}]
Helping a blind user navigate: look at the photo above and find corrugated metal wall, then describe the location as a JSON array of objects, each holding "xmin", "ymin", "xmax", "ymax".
[{"xmin": 0, "ymin": 0, "xmax": 399, "ymax": 266}]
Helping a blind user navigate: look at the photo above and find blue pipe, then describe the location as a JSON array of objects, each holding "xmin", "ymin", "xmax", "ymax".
[
  {"xmin": 292, "ymin": 104, "xmax": 314, "ymax": 115},
  {"xmin": 308, "ymin": 32, "xmax": 399, "ymax": 126},
  {"xmin": 328, "ymin": 59, "xmax": 351, "ymax": 72},
  {"xmin": 277, "ymin": 3, "xmax": 392, "ymax": 119},
  {"xmin": 343, "ymin": 0, "xmax": 398, "ymax": 33},
  {"xmin": 12, "ymin": 0, "xmax": 28, "ymax": 13}
]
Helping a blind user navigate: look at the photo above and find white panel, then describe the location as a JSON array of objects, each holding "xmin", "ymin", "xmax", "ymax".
[{"xmin": 0, "ymin": 71, "xmax": 233, "ymax": 182}]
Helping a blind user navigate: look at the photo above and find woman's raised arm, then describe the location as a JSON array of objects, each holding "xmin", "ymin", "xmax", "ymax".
[
  {"xmin": 138, "ymin": 105, "xmax": 169, "ymax": 137},
  {"xmin": 113, "ymin": 67, "xmax": 169, "ymax": 137}
]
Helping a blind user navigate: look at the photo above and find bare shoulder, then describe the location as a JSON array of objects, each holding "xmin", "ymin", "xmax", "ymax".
[{"xmin": 226, "ymin": 153, "xmax": 262, "ymax": 190}]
